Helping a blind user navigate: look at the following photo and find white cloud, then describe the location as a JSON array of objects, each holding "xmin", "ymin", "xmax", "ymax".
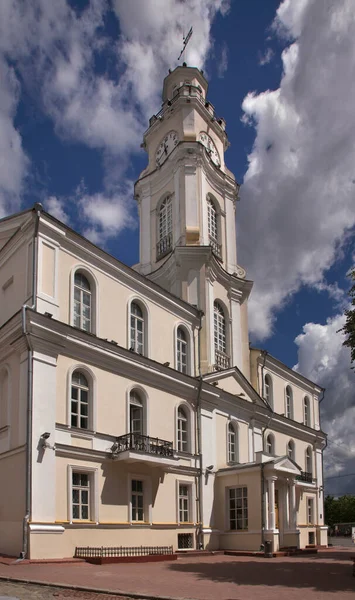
[
  {"xmin": 79, "ymin": 187, "xmax": 137, "ymax": 246},
  {"xmin": 258, "ymin": 47, "xmax": 274, "ymax": 66},
  {"xmin": 45, "ymin": 196, "xmax": 70, "ymax": 224},
  {"xmin": 294, "ymin": 312, "xmax": 355, "ymax": 493},
  {"xmin": 0, "ymin": 58, "xmax": 28, "ymax": 216},
  {"xmin": 217, "ymin": 42, "xmax": 228, "ymax": 78},
  {"xmin": 0, "ymin": 0, "xmax": 229, "ymax": 237},
  {"xmin": 238, "ymin": 0, "xmax": 355, "ymax": 340}
]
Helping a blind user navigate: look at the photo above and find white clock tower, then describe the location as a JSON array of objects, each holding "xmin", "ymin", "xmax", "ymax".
[{"xmin": 134, "ymin": 65, "xmax": 252, "ymax": 376}]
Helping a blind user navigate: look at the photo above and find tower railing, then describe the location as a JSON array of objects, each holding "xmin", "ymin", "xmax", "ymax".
[
  {"xmin": 209, "ymin": 237, "xmax": 222, "ymax": 259},
  {"xmin": 147, "ymin": 83, "xmax": 226, "ymax": 134},
  {"xmin": 156, "ymin": 232, "xmax": 173, "ymax": 260},
  {"xmin": 214, "ymin": 349, "xmax": 230, "ymax": 370}
]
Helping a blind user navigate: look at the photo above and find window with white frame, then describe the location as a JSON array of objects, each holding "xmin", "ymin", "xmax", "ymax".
[
  {"xmin": 71, "ymin": 371, "xmax": 90, "ymax": 429},
  {"xmin": 177, "ymin": 406, "xmax": 189, "ymax": 452},
  {"xmin": 214, "ymin": 301, "xmax": 227, "ymax": 356},
  {"xmin": 129, "ymin": 390, "xmax": 144, "ymax": 435},
  {"xmin": 287, "ymin": 439, "xmax": 295, "ymax": 460},
  {"xmin": 285, "ymin": 385, "xmax": 293, "ymax": 419},
  {"xmin": 73, "ymin": 272, "xmax": 92, "ymax": 332},
  {"xmin": 72, "ymin": 472, "xmax": 91, "ymax": 520},
  {"xmin": 264, "ymin": 374, "xmax": 273, "ymax": 407},
  {"xmin": 159, "ymin": 196, "xmax": 172, "ymax": 243},
  {"xmin": 306, "ymin": 446, "xmax": 313, "ymax": 475},
  {"xmin": 303, "ymin": 396, "xmax": 311, "ymax": 426},
  {"xmin": 307, "ymin": 497, "xmax": 314, "ymax": 524},
  {"xmin": 130, "ymin": 302, "xmax": 144, "ymax": 354},
  {"xmin": 178, "ymin": 483, "xmax": 191, "ymax": 523},
  {"xmin": 229, "ymin": 486, "xmax": 248, "ymax": 530},
  {"xmin": 266, "ymin": 433, "xmax": 274, "ymax": 455},
  {"xmin": 176, "ymin": 327, "xmax": 188, "ymax": 374},
  {"xmin": 207, "ymin": 196, "xmax": 218, "ymax": 246},
  {"xmin": 131, "ymin": 479, "xmax": 144, "ymax": 521},
  {"xmin": 228, "ymin": 422, "xmax": 238, "ymax": 463}
]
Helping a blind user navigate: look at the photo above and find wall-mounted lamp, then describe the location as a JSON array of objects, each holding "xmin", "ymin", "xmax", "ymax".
[{"xmin": 39, "ymin": 432, "xmax": 55, "ymax": 450}]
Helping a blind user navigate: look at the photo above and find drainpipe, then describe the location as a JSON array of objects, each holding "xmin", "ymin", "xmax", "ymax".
[
  {"xmin": 196, "ymin": 376, "xmax": 204, "ymax": 549},
  {"xmin": 260, "ymin": 349, "xmax": 268, "ymax": 401},
  {"xmin": 317, "ymin": 388, "xmax": 327, "ymax": 534},
  {"xmin": 195, "ymin": 310, "xmax": 204, "ymax": 549},
  {"xmin": 21, "ymin": 203, "xmax": 42, "ymax": 559}
]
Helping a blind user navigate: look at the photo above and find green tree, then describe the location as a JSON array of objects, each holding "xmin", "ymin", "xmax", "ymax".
[
  {"xmin": 325, "ymin": 495, "xmax": 355, "ymax": 527},
  {"xmin": 338, "ymin": 269, "xmax": 355, "ymax": 367}
]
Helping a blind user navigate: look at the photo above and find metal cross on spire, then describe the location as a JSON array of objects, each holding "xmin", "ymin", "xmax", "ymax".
[{"xmin": 178, "ymin": 26, "xmax": 193, "ymax": 62}]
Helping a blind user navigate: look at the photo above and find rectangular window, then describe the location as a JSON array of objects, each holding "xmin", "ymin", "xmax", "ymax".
[
  {"xmin": 307, "ymin": 498, "xmax": 314, "ymax": 525},
  {"xmin": 131, "ymin": 479, "xmax": 144, "ymax": 521},
  {"xmin": 72, "ymin": 472, "xmax": 90, "ymax": 520},
  {"xmin": 179, "ymin": 484, "xmax": 191, "ymax": 523},
  {"xmin": 229, "ymin": 486, "xmax": 248, "ymax": 531}
]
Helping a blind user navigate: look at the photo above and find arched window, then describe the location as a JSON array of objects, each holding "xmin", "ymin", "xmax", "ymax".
[
  {"xmin": 306, "ymin": 446, "xmax": 313, "ymax": 475},
  {"xmin": 207, "ymin": 196, "xmax": 220, "ymax": 257},
  {"xmin": 264, "ymin": 374, "xmax": 273, "ymax": 408},
  {"xmin": 73, "ymin": 272, "xmax": 92, "ymax": 332},
  {"xmin": 130, "ymin": 302, "xmax": 145, "ymax": 354},
  {"xmin": 287, "ymin": 439, "xmax": 295, "ymax": 461},
  {"xmin": 0, "ymin": 368, "xmax": 9, "ymax": 430},
  {"xmin": 157, "ymin": 195, "xmax": 172, "ymax": 259},
  {"xmin": 228, "ymin": 422, "xmax": 238, "ymax": 463},
  {"xmin": 177, "ymin": 406, "xmax": 189, "ymax": 452},
  {"xmin": 265, "ymin": 433, "xmax": 275, "ymax": 455},
  {"xmin": 71, "ymin": 371, "xmax": 90, "ymax": 429},
  {"xmin": 129, "ymin": 390, "xmax": 144, "ymax": 436},
  {"xmin": 176, "ymin": 327, "xmax": 188, "ymax": 374},
  {"xmin": 214, "ymin": 301, "xmax": 229, "ymax": 369},
  {"xmin": 303, "ymin": 396, "xmax": 310, "ymax": 426},
  {"xmin": 285, "ymin": 386, "xmax": 293, "ymax": 419}
]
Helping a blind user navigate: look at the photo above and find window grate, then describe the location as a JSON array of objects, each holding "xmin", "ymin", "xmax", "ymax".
[{"xmin": 178, "ymin": 533, "xmax": 193, "ymax": 550}]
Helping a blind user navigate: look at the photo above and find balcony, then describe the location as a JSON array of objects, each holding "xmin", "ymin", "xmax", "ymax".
[
  {"xmin": 156, "ymin": 233, "xmax": 173, "ymax": 260},
  {"xmin": 209, "ymin": 237, "xmax": 222, "ymax": 260},
  {"xmin": 296, "ymin": 471, "xmax": 315, "ymax": 484},
  {"xmin": 214, "ymin": 349, "xmax": 230, "ymax": 371},
  {"xmin": 110, "ymin": 433, "xmax": 177, "ymax": 468}
]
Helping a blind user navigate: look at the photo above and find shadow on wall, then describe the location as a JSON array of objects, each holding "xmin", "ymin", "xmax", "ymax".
[{"xmin": 168, "ymin": 551, "xmax": 355, "ymax": 593}]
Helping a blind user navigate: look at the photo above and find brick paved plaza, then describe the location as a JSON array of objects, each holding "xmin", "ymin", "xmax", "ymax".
[{"xmin": 0, "ymin": 549, "xmax": 354, "ymax": 600}]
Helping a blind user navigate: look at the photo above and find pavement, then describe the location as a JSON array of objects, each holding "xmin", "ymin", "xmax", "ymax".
[{"xmin": 0, "ymin": 548, "xmax": 354, "ymax": 600}]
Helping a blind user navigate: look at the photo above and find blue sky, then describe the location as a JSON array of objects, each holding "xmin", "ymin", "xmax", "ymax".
[{"xmin": 1, "ymin": 0, "xmax": 354, "ymax": 494}]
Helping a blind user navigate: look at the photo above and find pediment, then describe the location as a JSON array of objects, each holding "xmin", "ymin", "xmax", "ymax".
[
  {"xmin": 203, "ymin": 367, "xmax": 268, "ymax": 408},
  {"xmin": 265, "ymin": 455, "xmax": 302, "ymax": 475}
]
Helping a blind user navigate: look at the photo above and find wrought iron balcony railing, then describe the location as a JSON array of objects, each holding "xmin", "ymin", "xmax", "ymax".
[
  {"xmin": 112, "ymin": 433, "xmax": 175, "ymax": 458},
  {"xmin": 209, "ymin": 237, "xmax": 222, "ymax": 259},
  {"xmin": 296, "ymin": 471, "xmax": 314, "ymax": 483},
  {"xmin": 214, "ymin": 349, "xmax": 230, "ymax": 371},
  {"xmin": 156, "ymin": 233, "xmax": 173, "ymax": 260}
]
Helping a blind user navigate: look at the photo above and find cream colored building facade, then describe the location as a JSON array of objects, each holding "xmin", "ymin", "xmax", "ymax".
[{"xmin": 0, "ymin": 65, "xmax": 327, "ymax": 559}]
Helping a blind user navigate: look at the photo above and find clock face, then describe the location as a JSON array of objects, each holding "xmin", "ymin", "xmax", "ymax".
[
  {"xmin": 198, "ymin": 132, "xmax": 220, "ymax": 167},
  {"xmin": 156, "ymin": 131, "xmax": 179, "ymax": 166}
]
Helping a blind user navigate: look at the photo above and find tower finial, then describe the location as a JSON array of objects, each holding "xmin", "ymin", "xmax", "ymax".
[{"xmin": 178, "ymin": 26, "xmax": 193, "ymax": 62}]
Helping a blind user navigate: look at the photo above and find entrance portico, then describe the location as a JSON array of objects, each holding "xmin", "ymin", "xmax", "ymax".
[{"xmin": 263, "ymin": 456, "xmax": 303, "ymax": 551}]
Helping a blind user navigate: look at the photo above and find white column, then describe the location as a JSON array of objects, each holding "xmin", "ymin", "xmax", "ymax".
[
  {"xmin": 267, "ymin": 476, "xmax": 277, "ymax": 531},
  {"xmin": 264, "ymin": 483, "xmax": 269, "ymax": 531},
  {"xmin": 289, "ymin": 480, "xmax": 297, "ymax": 530},
  {"xmin": 284, "ymin": 484, "xmax": 290, "ymax": 531}
]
